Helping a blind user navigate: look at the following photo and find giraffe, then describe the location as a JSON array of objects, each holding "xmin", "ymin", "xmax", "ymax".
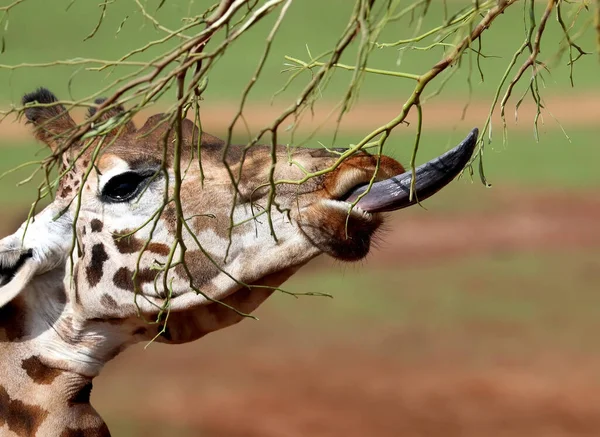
[{"xmin": 0, "ymin": 87, "xmax": 478, "ymax": 436}]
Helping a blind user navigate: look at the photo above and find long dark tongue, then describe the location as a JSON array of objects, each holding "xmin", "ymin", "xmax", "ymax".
[{"xmin": 345, "ymin": 128, "xmax": 478, "ymax": 213}]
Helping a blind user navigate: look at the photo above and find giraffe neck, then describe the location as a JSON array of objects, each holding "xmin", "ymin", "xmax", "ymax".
[
  {"xmin": 0, "ymin": 348, "xmax": 108, "ymax": 436},
  {"xmin": 0, "ymin": 271, "xmax": 121, "ymax": 436}
]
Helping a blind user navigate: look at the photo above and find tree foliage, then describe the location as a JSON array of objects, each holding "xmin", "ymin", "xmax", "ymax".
[{"xmin": 0, "ymin": 0, "xmax": 596, "ymax": 327}]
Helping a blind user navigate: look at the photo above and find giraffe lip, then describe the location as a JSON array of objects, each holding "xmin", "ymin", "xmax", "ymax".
[{"xmin": 343, "ymin": 128, "xmax": 478, "ymax": 213}]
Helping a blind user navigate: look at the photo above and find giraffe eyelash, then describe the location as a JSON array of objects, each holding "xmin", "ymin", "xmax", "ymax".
[{"xmin": 100, "ymin": 170, "xmax": 161, "ymax": 203}]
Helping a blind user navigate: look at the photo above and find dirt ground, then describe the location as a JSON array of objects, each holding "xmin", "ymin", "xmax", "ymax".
[
  {"xmin": 104, "ymin": 340, "xmax": 600, "ymax": 437},
  {"xmin": 86, "ymin": 186, "xmax": 600, "ymax": 437}
]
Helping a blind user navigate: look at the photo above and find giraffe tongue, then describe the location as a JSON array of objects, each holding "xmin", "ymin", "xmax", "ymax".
[{"xmin": 345, "ymin": 128, "xmax": 478, "ymax": 213}]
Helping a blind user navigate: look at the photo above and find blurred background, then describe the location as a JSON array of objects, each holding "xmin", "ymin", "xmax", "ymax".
[{"xmin": 1, "ymin": 0, "xmax": 599, "ymax": 436}]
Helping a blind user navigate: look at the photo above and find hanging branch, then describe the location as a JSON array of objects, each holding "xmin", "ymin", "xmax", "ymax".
[{"xmin": 0, "ymin": 0, "xmax": 594, "ymax": 329}]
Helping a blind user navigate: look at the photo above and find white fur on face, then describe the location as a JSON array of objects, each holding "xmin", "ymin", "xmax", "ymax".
[
  {"xmin": 1, "ymin": 205, "xmax": 74, "ymax": 277},
  {"xmin": 96, "ymin": 156, "xmax": 131, "ymax": 191},
  {"xmin": 81, "ymin": 156, "xmax": 169, "ymax": 231}
]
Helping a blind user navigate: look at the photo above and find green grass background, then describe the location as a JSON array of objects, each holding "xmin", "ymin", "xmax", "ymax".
[{"xmin": 0, "ymin": 0, "xmax": 596, "ymax": 103}]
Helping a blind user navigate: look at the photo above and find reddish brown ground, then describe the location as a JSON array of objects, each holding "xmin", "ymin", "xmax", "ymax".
[
  {"xmin": 87, "ymin": 187, "xmax": 600, "ymax": 437},
  {"xmin": 104, "ymin": 340, "xmax": 600, "ymax": 437}
]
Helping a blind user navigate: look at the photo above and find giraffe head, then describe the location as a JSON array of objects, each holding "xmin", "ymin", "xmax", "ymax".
[{"xmin": 0, "ymin": 87, "xmax": 477, "ymax": 369}]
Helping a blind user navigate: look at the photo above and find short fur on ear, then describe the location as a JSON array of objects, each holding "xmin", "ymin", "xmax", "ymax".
[
  {"xmin": 0, "ymin": 248, "xmax": 36, "ymax": 307},
  {"xmin": 88, "ymin": 97, "xmax": 136, "ymax": 137},
  {"xmin": 22, "ymin": 88, "xmax": 77, "ymax": 151}
]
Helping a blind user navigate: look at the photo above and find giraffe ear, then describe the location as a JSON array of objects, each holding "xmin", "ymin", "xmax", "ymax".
[
  {"xmin": 0, "ymin": 206, "xmax": 73, "ymax": 307},
  {"xmin": 88, "ymin": 98, "xmax": 136, "ymax": 138},
  {"xmin": 0, "ymin": 247, "xmax": 36, "ymax": 307},
  {"xmin": 22, "ymin": 88, "xmax": 77, "ymax": 152}
]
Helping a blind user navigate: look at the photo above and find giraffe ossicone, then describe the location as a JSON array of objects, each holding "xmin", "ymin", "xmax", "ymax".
[{"xmin": 0, "ymin": 87, "xmax": 477, "ymax": 436}]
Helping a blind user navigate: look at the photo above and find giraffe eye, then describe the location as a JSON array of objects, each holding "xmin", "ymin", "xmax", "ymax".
[{"xmin": 102, "ymin": 171, "xmax": 151, "ymax": 203}]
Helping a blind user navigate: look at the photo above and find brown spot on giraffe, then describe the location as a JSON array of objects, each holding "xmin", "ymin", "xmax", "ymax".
[
  {"xmin": 112, "ymin": 267, "xmax": 158, "ymax": 292},
  {"xmin": 59, "ymin": 185, "xmax": 73, "ymax": 199},
  {"xmin": 100, "ymin": 294, "xmax": 118, "ymax": 309},
  {"xmin": 174, "ymin": 249, "xmax": 221, "ymax": 289},
  {"xmin": 86, "ymin": 243, "xmax": 109, "ymax": 288},
  {"xmin": 21, "ymin": 356, "xmax": 64, "ymax": 385},
  {"xmin": 0, "ymin": 385, "xmax": 49, "ymax": 435},
  {"xmin": 112, "ymin": 231, "xmax": 170, "ymax": 256},
  {"xmin": 90, "ymin": 219, "xmax": 103, "ymax": 233}
]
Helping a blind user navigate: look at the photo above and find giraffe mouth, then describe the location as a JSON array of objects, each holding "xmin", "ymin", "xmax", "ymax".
[
  {"xmin": 341, "ymin": 128, "xmax": 478, "ymax": 213},
  {"xmin": 297, "ymin": 128, "xmax": 478, "ymax": 261}
]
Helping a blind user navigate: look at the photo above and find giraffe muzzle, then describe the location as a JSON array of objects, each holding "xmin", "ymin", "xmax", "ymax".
[{"xmin": 344, "ymin": 128, "xmax": 478, "ymax": 213}]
